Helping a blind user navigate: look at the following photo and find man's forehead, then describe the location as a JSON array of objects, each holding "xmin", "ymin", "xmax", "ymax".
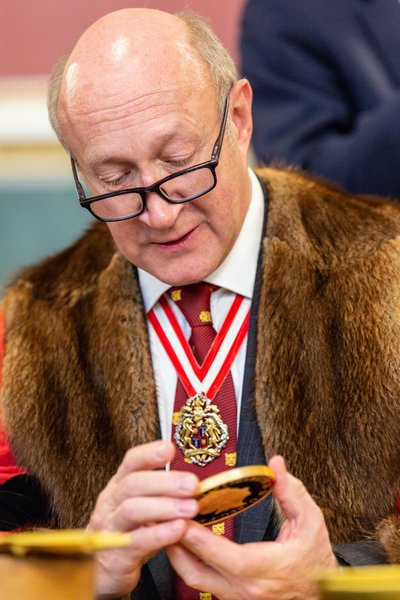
[
  {"xmin": 86, "ymin": 132, "xmax": 199, "ymax": 169},
  {"xmin": 63, "ymin": 81, "xmax": 214, "ymax": 134},
  {"xmin": 82, "ymin": 99, "xmax": 216, "ymax": 168},
  {"xmin": 60, "ymin": 51, "xmax": 217, "ymax": 151},
  {"xmin": 62, "ymin": 41, "xmax": 210, "ymax": 121}
]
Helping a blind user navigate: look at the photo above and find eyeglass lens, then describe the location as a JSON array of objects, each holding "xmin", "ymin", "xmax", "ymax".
[{"xmin": 91, "ymin": 165, "xmax": 215, "ymax": 220}]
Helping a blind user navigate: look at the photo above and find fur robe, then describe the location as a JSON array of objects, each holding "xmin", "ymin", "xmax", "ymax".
[{"xmin": 2, "ymin": 167, "xmax": 400, "ymax": 561}]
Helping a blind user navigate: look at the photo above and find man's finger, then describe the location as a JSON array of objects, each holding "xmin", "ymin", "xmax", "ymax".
[
  {"xmin": 95, "ymin": 520, "xmax": 189, "ymax": 597},
  {"xmin": 112, "ymin": 470, "xmax": 199, "ymax": 504},
  {"xmin": 179, "ymin": 521, "xmax": 256, "ymax": 575},
  {"xmin": 269, "ymin": 455, "xmax": 319, "ymax": 524},
  {"xmin": 167, "ymin": 542, "xmax": 229, "ymax": 595},
  {"xmin": 112, "ymin": 496, "xmax": 198, "ymax": 531},
  {"xmin": 118, "ymin": 519, "xmax": 189, "ymax": 560},
  {"xmin": 114, "ymin": 440, "xmax": 175, "ymax": 483}
]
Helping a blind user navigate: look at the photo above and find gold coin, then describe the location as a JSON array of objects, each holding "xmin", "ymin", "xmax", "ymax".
[{"xmin": 195, "ymin": 465, "xmax": 275, "ymax": 526}]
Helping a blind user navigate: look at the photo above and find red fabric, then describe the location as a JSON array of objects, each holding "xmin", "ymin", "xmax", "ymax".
[
  {"xmin": 170, "ymin": 284, "xmax": 237, "ymax": 481},
  {"xmin": 0, "ymin": 310, "xmax": 4, "ymax": 389},
  {"xmin": 169, "ymin": 284, "xmax": 237, "ymax": 600},
  {"xmin": 0, "ymin": 428, "xmax": 26, "ymax": 484},
  {"xmin": 0, "ymin": 310, "xmax": 27, "ymax": 484}
]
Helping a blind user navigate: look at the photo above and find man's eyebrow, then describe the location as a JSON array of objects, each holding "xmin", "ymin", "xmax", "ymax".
[
  {"xmin": 86, "ymin": 131, "xmax": 199, "ymax": 170},
  {"xmin": 86, "ymin": 155, "xmax": 117, "ymax": 169}
]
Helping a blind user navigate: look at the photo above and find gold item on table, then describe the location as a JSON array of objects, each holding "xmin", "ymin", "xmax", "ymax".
[
  {"xmin": 317, "ymin": 565, "xmax": 400, "ymax": 599},
  {"xmin": 0, "ymin": 529, "xmax": 130, "ymax": 599}
]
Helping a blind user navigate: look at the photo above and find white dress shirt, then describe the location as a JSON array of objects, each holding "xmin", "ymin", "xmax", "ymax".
[{"xmin": 138, "ymin": 169, "xmax": 265, "ymax": 441}]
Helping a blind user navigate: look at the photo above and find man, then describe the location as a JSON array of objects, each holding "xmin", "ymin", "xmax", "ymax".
[{"xmin": 1, "ymin": 8, "xmax": 400, "ymax": 600}]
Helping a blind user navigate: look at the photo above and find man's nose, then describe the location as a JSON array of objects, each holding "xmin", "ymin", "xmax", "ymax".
[{"xmin": 138, "ymin": 190, "xmax": 185, "ymax": 230}]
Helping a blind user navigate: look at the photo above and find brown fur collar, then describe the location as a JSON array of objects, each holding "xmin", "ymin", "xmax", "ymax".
[
  {"xmin": 2, "ymin": 225, "xmax": 159, "ymax": 527},
  {"xmin": 2, "ymin": 167, "xmax": 400, "ymax": 559}
]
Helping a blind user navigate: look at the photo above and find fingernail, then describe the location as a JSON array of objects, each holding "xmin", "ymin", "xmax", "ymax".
[
  {"xmin": 178, "ymin": 476, "xmax": 198, "ymax": 492},
  {"xmin": 155, "ymin": 442, "xmax": 170, "ymax": 459},
  {"xmin": 178, "ymin": 499, "xmax": 198, "ymax": 515},
  {"xmin": 169, "ymin": 519, "xmax": 185, "ymax": 535}
]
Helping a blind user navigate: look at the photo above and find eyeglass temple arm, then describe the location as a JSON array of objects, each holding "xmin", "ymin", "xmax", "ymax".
[
  {"xmin": 70, "ymin": 156, "xmax": 87, "ymax": 200},
  {"xmin": 211, "ymin": 96, "xmax": 230, "ymax": 161}
]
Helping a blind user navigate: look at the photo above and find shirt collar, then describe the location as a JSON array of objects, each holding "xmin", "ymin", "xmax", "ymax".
[{"xmin": 138, "ymin": 168, "xmax": 265, "ymax": 311}]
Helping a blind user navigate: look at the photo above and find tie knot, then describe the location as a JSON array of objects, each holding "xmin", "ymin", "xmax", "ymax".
[{"xmin": 169, "ymin": 283, "xmax": 217, "ymax": 328}]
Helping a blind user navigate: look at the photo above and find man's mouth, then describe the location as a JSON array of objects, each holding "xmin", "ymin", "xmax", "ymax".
[{"xmin": 153, "ymin": 227, "xmax": 198, "ymax": 249}]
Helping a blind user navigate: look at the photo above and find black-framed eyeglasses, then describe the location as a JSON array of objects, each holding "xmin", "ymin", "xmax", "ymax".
[{"xmin": 70, "ymin": 96, "xmax": 229, "ymax": 223}]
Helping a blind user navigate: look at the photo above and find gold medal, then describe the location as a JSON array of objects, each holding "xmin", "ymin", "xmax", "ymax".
[
  {"xmin": 148, "ymin": 294, "xmax": 250, "ymax": 464},
  {"xmin": 174, "ymin": 392, "xmax": 229, "ymax": 466},
  {"xmin": 194, "ymin": 465, "xmax": 276, "ymax": 525}
]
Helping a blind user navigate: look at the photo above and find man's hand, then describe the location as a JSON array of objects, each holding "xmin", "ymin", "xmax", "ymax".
[
  {"xmin": 167, "ymin": 456, "xmax": 337, "ymax": 599},
  {"xmin": 87, "ymin": 440, "xmax": 199, "ymax": 598}
]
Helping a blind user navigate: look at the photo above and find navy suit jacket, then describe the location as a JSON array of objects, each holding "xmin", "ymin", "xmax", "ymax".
[{"xmin": 241, "ymin": 0, "xmax": 400, "ymax": 196}]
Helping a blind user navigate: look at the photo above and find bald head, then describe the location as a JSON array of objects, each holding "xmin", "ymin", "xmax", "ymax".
[
  {"xmin": 49, "ymin": 9, "xmax": 237, "ymax": 148},
  {"xmin": 64, "ymin": 9, "xmax": 202, "ymax": 96},
  {"xmin": 59, "ymin": 10, "xmax": 206, "ymax": 146}
]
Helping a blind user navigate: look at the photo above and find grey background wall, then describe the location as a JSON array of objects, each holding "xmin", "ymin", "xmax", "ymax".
[{"xmin": 0, "ymin": 182, "xmax": 92, "ymax": 290}]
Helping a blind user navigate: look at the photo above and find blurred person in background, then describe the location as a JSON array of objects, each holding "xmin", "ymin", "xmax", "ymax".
[
  {"xmin": 1, "ymin": 7, "xmax": 400, "ymax": 600},
  {"xmin": 241, "ymin": 0, "xmax": 400, "ymax": 196}
]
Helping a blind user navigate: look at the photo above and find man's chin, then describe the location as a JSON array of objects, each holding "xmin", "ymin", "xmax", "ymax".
[{"xmin": 146, "ymin": 262, "xmax": 218, "ymax": 287}]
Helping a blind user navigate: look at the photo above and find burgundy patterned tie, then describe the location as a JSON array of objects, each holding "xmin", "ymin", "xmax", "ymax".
[{"xmin": 168, "ymin": 283, "xmax": 237, "ymax": 600}]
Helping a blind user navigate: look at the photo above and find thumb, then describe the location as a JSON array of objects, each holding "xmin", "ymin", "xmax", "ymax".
[{"xmin": 269, "ymin": 455, "xmax": 316, "ymax": 524}]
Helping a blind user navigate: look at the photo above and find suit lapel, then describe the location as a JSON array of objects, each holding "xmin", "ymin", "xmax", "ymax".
[
  {"xmin": 147, "ymin": 550, "xmax": 174, "ymax": 600},
  {"xmin": 235, "ymin": 176, "xmax": 275, "ymax": 544}
]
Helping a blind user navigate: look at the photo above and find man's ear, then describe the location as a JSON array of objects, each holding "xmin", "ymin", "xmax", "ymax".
[{"xmin": 229, "ymin": 78, "xmax": 253, "ymax": 155}]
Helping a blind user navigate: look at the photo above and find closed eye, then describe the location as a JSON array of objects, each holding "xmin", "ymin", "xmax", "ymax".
[
  {"xmin": 167, "ymin": 157, "xmax": 193, "ymax": 168},
  {"xmin": 101, "ymin": 171, "xmax": 132, "ymax": 190}
]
